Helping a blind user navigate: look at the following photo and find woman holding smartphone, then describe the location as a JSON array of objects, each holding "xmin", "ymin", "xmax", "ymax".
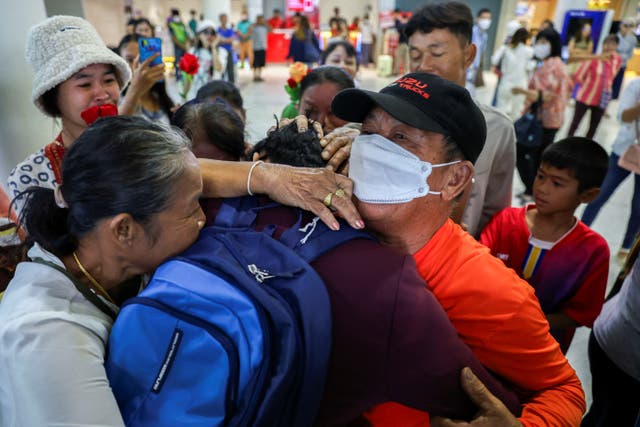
[{"xmin": 117, "ymin": 34, "xmax": 175, "ymax": 123}]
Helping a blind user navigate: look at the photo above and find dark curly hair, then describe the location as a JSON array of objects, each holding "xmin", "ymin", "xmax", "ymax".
[{"xmin": 247, "ymin": 120, "xmax": 325, "ymax": 167}]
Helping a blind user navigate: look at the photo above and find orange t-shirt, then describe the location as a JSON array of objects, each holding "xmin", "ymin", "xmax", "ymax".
[{"xmin": 366, "ymin": 220, "xmax": 585, "ymax": 427}]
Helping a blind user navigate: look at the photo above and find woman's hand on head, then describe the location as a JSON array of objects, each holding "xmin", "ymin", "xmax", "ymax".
[{"xmin": 251, "ymin": 162, "xmax": 364, "ymax": 231}]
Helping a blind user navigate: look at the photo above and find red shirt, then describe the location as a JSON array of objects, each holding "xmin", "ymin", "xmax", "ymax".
[
  {"xmin": 367, "ymin": 219, "xmax": 585, "ymax": 427},
  {"xmin": 480, "ymin": 206, "xmax": 609, "ymax": 353},
  {"xmin": 267, "ymin": 16, "xmax": 284, "ymax": 30}
]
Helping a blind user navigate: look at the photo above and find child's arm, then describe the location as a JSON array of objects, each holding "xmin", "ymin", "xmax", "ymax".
[{"xmin": 546, "ymin": 312, "xmax": 580, "ymax": 329}]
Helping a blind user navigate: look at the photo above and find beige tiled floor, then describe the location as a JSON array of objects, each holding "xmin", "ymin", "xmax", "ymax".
[{"xmin": 172, "ymin": 63, "xmax": 635, "ymax": 409}]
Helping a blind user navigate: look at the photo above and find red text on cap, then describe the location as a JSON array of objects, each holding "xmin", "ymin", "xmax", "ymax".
[{"xmin": 395, "ymin": 77, "xmax": 430, "ymax": 100}]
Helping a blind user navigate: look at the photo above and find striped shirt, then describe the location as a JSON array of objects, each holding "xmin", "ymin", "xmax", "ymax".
[{"xmin": 574, "ymin": 54, "xmax": 622, "ymax": 106}]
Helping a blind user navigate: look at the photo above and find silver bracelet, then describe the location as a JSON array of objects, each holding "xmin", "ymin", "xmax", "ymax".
[{"xmin": 247, "ymin": 161, "xmax": 264, "ymax": 196}]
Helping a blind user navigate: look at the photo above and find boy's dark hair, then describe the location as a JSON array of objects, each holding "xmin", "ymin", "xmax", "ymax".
[
  {"xmin": 300, "ymin": 66, "xmax": 355, "ymax": 100},
  {"xmin": 477, "ymin": 8, "xmax": 491, "ymax": 17},
  {"xmin": 405, "ymin": 2, "xmax": 474, "ymax": 46},
  {"xmin": 196, "ymin": 80, "xmax": 244, "ymax": 110},
  {"xmin": 541, "ymin": 137, "xmax": 609, "ymax": 193},
  {"xmin": 536, "ymin": 28, "xmax": 563, "ymax": 57},
  {"xmin": 247, "ymin": 120, "xmax": 325, "ymax": 168},
  {"xmin": 171, "ymin": 99, "xmax": 245, "ymax": 161}
]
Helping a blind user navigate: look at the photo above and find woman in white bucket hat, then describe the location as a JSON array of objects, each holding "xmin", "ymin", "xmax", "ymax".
[{"xmin": 7, "ymin": 15, "xmax": 132, "ymax": 215}]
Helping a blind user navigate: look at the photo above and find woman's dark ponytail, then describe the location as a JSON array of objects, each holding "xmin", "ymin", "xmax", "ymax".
[{"xmin": 20, "ymin": 187, "xmax": 78, "ymax": 256}]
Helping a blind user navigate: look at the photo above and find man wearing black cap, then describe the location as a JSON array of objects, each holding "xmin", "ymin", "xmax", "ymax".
[
  {"xmin": 321, "ymin": 1, "xmax": 514, "ymax": 238},
  {"xmin": 402, "ymin": 1, "xmax": 515, "ymax": 239},
  {"xmin": 331, "ymin": 72, "xmax": 583, "ymax": 427}
]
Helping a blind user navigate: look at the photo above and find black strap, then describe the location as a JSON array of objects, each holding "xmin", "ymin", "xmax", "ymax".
[
  {"xmin": 31, "ymin": 258, "xmax": 117, "ymax": 321},
  {"xmin": 606, "ymin": 237, "xmax": 640, "ymax": 301}
]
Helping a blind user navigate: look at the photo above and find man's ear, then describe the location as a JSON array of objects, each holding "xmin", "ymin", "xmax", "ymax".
[
  {"xmin": 108, "ymin": 213, "xmax": 137, "ymax": 247},
  {"xmin": 464, "ymin": 42, "xmax": 477, "ymax": 71},
  {"xmin": 440, "ymin": 160, "xmax": 474, "ymax": 202},
  {"xmin": 580, "ymin": 187, "xmax": 600, "ymax": 204}
]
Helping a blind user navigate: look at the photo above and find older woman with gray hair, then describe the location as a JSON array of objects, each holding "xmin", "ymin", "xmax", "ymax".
[{"xmin": 0, "ymin": 115, "xmax": 361, "ymax": 426}]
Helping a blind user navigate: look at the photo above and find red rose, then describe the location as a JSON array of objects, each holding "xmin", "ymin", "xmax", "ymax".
[
  {"xmin": 80, "ymin": 104, "xmax": 118, "ymax": 126},
  {"xmin": 179, "ymin": 53, "xmax": 199, "ymax": 76},
  {"xmin": 287, "ymin": 78, "xmax": 297, "ymax": 88}
]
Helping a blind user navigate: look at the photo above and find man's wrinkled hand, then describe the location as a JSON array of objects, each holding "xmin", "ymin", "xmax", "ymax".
[
  {"xmin": 431, "ymin": 368, "xmax": 523, "ymax": 427},
  {"xmin": 320, "ymin": 127, "xmax": 359, "ymax": 174}
]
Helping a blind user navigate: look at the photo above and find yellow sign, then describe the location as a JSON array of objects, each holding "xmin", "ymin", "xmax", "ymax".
[{"xmin": 587, "ymin": 0, "xmax": 611, "ymax": 10}]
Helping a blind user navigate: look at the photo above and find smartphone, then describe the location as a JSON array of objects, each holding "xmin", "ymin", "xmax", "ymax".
[{"xmin": 138, "ymin": 37, "xmax": 163, "ymax": 67}]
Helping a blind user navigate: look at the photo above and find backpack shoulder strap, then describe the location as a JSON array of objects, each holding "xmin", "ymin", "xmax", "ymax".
[
  {"xmin": 281, "ymin": 217, "xmax": 375, "ymax": 263},
  {"xmin": 31, "ymin": 258, "xmax": 117, "ymax": 320},
  {"xmin": 213, "ymin": 196, "xmax": 280, "ymax": 230}
]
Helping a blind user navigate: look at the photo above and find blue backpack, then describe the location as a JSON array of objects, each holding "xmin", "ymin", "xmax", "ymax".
[{"xmin": 106, "ymin": 197, "xmax": 372, "ymax": 427}]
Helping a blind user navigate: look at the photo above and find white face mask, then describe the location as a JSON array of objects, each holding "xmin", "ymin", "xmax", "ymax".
[
  {"xmin": 533, "ymin": 43, "xmax": 551, "ymax": 59},
  {"xmin": 349, "ymin": 134, "xmax": 460, "ymax": 204},
  {"xmin": 478, "ymin": 18, "xmax": 491, "ymax": 31}
]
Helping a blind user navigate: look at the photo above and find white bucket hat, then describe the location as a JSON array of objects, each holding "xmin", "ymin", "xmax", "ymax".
[
  {"xmin": 26, "ymin": 15, "xmax": 132, "ymax": 115},
  {"xmin": 196, "ymin": 19, "xmax": 217, "ymax": 33}
]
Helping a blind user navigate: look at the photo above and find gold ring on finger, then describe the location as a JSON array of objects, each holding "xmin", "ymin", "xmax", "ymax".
[
  {"xmin": 334, "ymin": 188, "xmax": 345, "ymax": 198},
  {"xmin": 323, "ymin": 192, "xmax": 333, "ymax": 207}
]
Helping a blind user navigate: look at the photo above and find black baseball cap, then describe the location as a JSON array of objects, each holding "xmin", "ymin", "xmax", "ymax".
[{"xmin": 331, "ymin": 72, "xmax": 486, "ymax": 164}]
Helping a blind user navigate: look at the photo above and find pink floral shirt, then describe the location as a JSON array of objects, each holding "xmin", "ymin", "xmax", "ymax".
[{"xmin": 526, "ymin": 57, "xmax": 573, "ymax": 129}]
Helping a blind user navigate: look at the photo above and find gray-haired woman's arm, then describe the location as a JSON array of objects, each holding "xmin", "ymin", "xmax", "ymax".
[{"xmin": 198, "ymin": 159, "xmax": 364, "ymax": 231}]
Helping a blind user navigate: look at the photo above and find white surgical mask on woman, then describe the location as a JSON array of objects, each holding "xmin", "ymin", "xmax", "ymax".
[
  {"xmin": 533, "ymin": 43, "xmax": 551, "ymax": 60},
  {"xmin": 349, "ymin": 134, "xmax": 460, "ymax": 204}
]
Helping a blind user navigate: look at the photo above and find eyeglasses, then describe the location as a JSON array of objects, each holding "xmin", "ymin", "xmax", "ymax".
[{"xmin": 201, "ymin": 29, "xmax": 216, "ymax": 35}]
